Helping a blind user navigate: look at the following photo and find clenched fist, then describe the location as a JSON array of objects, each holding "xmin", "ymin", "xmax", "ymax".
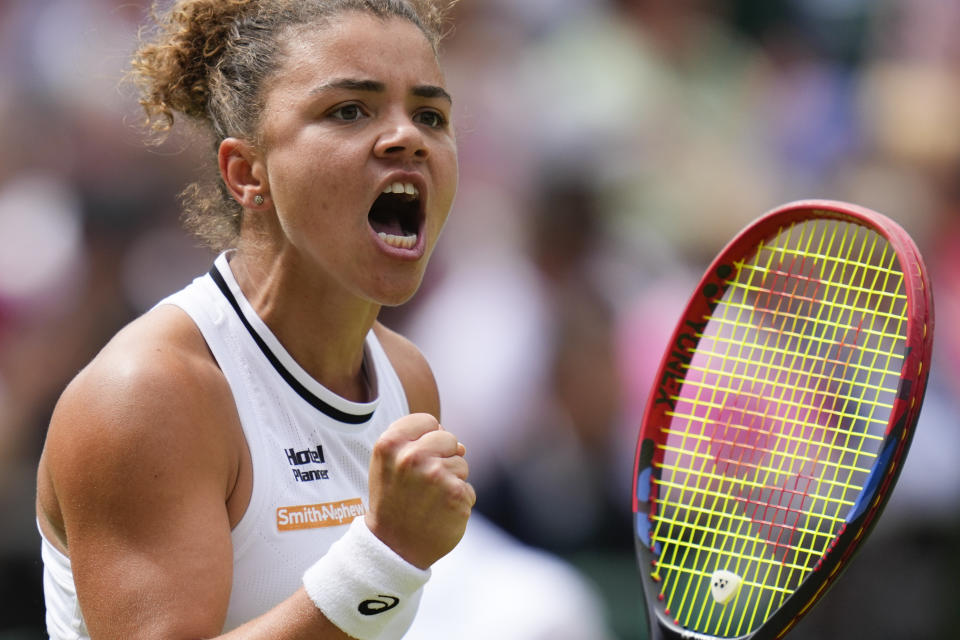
[{"xmin": 365, "ymin": 413, "xmax": 475, "ymax": 569}]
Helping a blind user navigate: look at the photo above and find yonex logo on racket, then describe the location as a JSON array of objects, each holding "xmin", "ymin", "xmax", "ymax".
[
  {"xmin": 653, "ymin": 264, "xmax": 735, "ymax": 411},
  {"xmin": 654, "ymin": 319, "xmax": 707, "ymax": 411}
]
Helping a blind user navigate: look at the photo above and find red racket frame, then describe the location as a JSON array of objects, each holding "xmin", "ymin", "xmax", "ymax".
[{"xmin": 631, "ymin": 200, "xmax": 934, "ymax": 640}]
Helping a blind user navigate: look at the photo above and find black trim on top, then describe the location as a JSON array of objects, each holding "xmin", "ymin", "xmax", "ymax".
[{"xmin": 209, "ymin": 265, "xmax": 374, "ymax": 425}]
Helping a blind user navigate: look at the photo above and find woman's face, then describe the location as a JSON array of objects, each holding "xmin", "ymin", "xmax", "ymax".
[{"xmin": 252, "ymin": 12, "xmax": 458, "ymax": 306}]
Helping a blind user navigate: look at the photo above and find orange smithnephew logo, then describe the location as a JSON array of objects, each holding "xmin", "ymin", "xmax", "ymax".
[{"xmin": 276, "ymin": 498, "xmax": 365, "ymax": 532}]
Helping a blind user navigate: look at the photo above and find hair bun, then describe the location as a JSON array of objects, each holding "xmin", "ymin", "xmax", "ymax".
[{"xmin": 131, "ymin": 0, "xmax": 255, "ymax": 134}]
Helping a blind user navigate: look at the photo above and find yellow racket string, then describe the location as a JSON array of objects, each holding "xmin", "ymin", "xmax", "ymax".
[{"xmin": 647, "ymin": 219, "xmax": 908, "ymax": 636}]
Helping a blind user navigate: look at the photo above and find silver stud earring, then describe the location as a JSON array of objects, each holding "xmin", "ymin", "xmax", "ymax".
[{"xmin": 253, "ymin": 194, "xmax": 264, "ymax": 206}]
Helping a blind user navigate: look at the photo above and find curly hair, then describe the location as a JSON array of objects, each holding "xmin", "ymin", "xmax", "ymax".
[{"xmin": 130, "ymin": 0, "xmax": 456, "ymax": 250}]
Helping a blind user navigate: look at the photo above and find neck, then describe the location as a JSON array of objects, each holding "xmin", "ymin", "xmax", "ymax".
[{"xmin": 227, "ymin": 249, "xmax": 381, "ymax": 402}]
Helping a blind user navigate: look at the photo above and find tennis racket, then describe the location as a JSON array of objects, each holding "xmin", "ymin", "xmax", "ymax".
[{"xmin": 631, "ymin": 200, "xmax": 933, "ymax": 639}]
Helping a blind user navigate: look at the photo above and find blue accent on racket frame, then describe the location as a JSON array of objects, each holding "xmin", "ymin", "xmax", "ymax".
[
  {"xmin": 636, "ymin": 467, "xmax": 652, "ymax": 502},
  {"xmin": 636, "ymin": 512, "xmax": 652, "ymax": 547},
  {"xmin": 845, "ymin": 437, "xmax": 897, "ymax": 523}
]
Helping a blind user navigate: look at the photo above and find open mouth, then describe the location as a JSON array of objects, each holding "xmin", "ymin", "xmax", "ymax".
[{"xmin": 368, "ymin": 181, "xmax": 423, "ymax": 250}]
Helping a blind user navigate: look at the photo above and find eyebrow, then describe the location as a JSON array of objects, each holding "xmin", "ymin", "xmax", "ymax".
[{"xmin": 311, "ymin": 78, "xmax": 452, "ymax": 103}]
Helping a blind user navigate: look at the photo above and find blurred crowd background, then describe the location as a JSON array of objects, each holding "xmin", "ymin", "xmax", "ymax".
[{"xmin": 1, "ymin": 0, "xmax": 959, "ymax": 638}]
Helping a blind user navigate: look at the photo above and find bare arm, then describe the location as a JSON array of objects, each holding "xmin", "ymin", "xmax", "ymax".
[
  {"xmin": 38, "ymin": 311, "xmax": 472, "ymax": 639},
  {"xmin": 38, "ymin": 309, "xmax": 352, "ymax": 639}
]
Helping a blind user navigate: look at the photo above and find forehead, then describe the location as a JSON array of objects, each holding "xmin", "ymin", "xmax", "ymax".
[{"xmin": 274, "ymin": 12, "xmax": 443, "ymax": 90}]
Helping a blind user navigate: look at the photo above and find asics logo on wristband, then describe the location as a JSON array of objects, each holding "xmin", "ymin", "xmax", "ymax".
[{"xmin": 358, "ymin": 595, "xmax": 400, "ymax": 616}]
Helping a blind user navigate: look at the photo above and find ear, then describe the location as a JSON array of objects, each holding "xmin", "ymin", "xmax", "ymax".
[{"xmin": 218, "ymin": 137, "xmax": 269, "ymax": 209}]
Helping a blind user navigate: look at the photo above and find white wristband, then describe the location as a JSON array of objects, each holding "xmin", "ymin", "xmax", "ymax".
[{"xmin": 303, "ymin": 516, "xmax": 431, "ymax": 640}]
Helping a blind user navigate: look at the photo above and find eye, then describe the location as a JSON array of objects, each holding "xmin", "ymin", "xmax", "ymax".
[
  {"xmin": 329, "ymin": 103, "xmax": 367, "ymax": 122},
  {"xmin": 414, "ymin": 109, "xmax": 448, "ymax": 129}
]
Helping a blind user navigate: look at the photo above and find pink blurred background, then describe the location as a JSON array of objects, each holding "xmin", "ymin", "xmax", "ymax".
[{"xmin": 2, "ymin": 1, "xmax": 958, "ymax": 637}]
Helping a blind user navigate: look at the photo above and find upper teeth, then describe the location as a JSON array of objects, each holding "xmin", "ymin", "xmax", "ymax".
[{"xmin": 384, "ymin": 182, "xmax": 418, "ymax": 196}]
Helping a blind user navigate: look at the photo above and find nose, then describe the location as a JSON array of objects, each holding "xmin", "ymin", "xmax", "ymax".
[{"xmin": 374, "ymin": 113, "xmax": 429, "ymax": 161}]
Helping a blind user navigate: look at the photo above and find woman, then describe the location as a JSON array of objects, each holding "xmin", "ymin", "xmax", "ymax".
[{"xmin": 35, "ymin": 1, "xmax": 474, "ymax": 638}]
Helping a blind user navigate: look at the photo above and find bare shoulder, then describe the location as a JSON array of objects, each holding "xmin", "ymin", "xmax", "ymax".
[
  {"xmin": 35, "ymin": 305, "xmax": 253, "ymax": 636},
  {"xmin": 49, "ymin": 303, "xmax": 232, "ymax": 448},
  {"xmin": 372, "ymin": 322, "xmax": 440, "ymax": 419},
  {"xmin": 37, "ymin": 303, "xmax": 239, "ymax": 547}
]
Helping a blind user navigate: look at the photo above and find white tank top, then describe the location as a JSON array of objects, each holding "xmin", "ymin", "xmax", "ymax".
[{"xmin": 40, "ymin": 252, "xmax": 419, "ymax": 637}]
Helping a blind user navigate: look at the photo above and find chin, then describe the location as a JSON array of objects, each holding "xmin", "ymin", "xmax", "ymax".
[
  {"xmin": 367, "ymin": 275, "xmax": 426, "ymax": 308},
  {"xmin": 378, "ymin": 287, "xmax": 422, "ymax": 308}
]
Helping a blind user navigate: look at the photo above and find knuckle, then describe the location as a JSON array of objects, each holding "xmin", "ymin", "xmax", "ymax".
[
  {"xmin": 423, "ymin": 459, "xmax": 447, "ymax": 484},
  {"xmin": 406, "ymin": 412, "xmax": 440, "ymax": 432},
  {"xmin": 372, "ymin": 437, "xmax": 398, "ymax": 461},
  {"xmin": 450, "ymin": 483, "xmax": 475, "ymax": 515},
  {"xmin": 440, "ymin": 431, "xmax": 459, "ymax": 449},
  {"xmin": 394, "ymin": 448, "xmax": 421, "ymax": 472},
  {"xmin": 417, "ymin": 412, "xmax": 441, "ymax": 429}
]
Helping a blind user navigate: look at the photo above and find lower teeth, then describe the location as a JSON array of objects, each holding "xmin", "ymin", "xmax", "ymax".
[{"xmin": 378, "ymin": 232, "xmax": 417, "ymax": 249}]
